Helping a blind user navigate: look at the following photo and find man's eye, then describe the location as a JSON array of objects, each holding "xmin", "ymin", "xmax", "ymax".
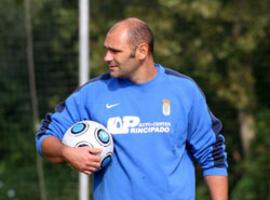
[{"xmin": 111, "ymin": 49, "xmax": 120, "ymax": 53}]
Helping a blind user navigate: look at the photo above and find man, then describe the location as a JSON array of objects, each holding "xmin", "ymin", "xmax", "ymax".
[{"xmin": 35, "ymin": 17, "xmax": 228, "ymax": 200}]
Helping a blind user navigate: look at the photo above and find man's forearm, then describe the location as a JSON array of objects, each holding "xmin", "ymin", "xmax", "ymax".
[
  {"xmin": 41, "ymin": 136, "xmax": 67, "ymax": 163},
  {"xmin": 204, "ymin": 175, "xmax": 228, "ymax": 200}
]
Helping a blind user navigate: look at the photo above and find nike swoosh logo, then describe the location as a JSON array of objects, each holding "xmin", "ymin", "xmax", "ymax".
[{"xmin": 106, "ymin": 103, "xmax": 120, "ymax": 109}]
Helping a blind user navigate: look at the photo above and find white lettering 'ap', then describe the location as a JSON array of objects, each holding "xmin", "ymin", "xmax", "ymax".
[{"xmin": 107, "ymin": 116, "xmax": 140, "ymax": 134}]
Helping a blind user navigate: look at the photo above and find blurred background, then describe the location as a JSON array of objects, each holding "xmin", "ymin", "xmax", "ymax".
[{"xmin": 0, "ymin": 0, "xmax": 269, "ymax": 199}]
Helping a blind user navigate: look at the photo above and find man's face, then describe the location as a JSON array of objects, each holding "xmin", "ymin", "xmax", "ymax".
[{"xmin": 104, "ymin": 28, "xmax": 140, "ymax": 79}]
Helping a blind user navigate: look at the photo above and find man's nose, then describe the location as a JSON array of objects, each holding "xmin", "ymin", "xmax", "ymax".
[{"xmin": 104, "ymin": 51, "xmax": 113, "ymax": 62}]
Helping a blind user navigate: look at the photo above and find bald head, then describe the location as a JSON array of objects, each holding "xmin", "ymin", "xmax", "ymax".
[{"xmin": 108, "ymin": 17, "xmax": 154, "ymax": 54}]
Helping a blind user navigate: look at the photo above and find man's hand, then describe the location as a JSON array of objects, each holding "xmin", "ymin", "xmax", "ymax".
[
  {"xmin": 62, "ymin": 146, "xmax": 102, "ymax": 175},
  {"xmin": 41, "ymin": 136, "xmax": 102, "ymax": 175}
]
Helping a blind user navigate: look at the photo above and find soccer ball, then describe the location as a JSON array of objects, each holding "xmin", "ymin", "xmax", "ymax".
[{"xmin": 62, "ymin": 120, "xmax": 114, "ymax": 169}]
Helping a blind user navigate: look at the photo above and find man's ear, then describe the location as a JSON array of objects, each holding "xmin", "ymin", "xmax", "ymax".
[{"xmin": 136, "ymin": 42, "xmax": 149, "ymax": 60}]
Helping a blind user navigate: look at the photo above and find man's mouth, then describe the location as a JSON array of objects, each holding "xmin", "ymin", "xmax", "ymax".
[{"xmin": 109, "ymin": 65, "xmax": 118, "ymax": 71}]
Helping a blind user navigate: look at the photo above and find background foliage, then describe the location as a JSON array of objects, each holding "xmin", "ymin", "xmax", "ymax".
[{"xmin": 0, "ymin": 0, "xmax": 269, "ymax": 199}]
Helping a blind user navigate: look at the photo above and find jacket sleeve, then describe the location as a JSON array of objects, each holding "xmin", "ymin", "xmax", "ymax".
[
  {"xmin": 187, "ymin": 84, "xmax": 228, "ymax": 176},
  {"xmin": 35, "ymin": 90, "xmax": 83, "ymax": 156}
]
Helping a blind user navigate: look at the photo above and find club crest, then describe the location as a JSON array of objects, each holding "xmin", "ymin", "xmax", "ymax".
[{"xmin": 162, "ymin": 99, "xmax": 171, "ymax": 116}]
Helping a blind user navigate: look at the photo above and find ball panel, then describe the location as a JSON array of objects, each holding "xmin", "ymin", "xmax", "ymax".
[
  {"xmin": 76, "ymin": 142, "xmax": 93, "ymax": 148},
  {"xmin": 101, "ymin": 155, "xmax": 112, "ymax": 168},
  {"xmin": 97, "ymin": 129, "xmax": 110, "ymax": 144},
  {"xmin": 71, "ymin": 123, "xmax": 86, "ymax": 134}
]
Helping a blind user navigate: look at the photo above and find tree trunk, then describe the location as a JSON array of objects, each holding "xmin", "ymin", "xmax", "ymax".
[
  {"xmin": 238, "ymin": 110, "xmax": 255, "ymax": 156},
  {"xmin": 24, "ymin": 0, "xmax": 47, "ymax": 199}
]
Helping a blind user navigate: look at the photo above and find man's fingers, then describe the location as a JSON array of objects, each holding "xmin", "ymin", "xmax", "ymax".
[
  {"xmin": 83, "ymin": 170, "xmax": 92, "ymax": 175},
  {"xmin": 84, "ymin": 154, "xmax": 101, "ymax": 169},
  {"xmin": 66, "ymin": 146, "xmax": 102, "ymax": 174},
  {"xmin": 83, "ymin": 166, "xmax": 100, "ymax": 175},
  {"xmin": 86, "ymin": 160, "xmax": 101, "ymax": 168},
  {"xmin": 79, "ymin": 163, "xmax": 100, "ymax": 174},
  {"xmin": 78, "ymin": 146, "xmax": 102, "ymax": 154},
  {"xmin": 88, "ymin": 147, "xmax": 102, "ymax": 155}
]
